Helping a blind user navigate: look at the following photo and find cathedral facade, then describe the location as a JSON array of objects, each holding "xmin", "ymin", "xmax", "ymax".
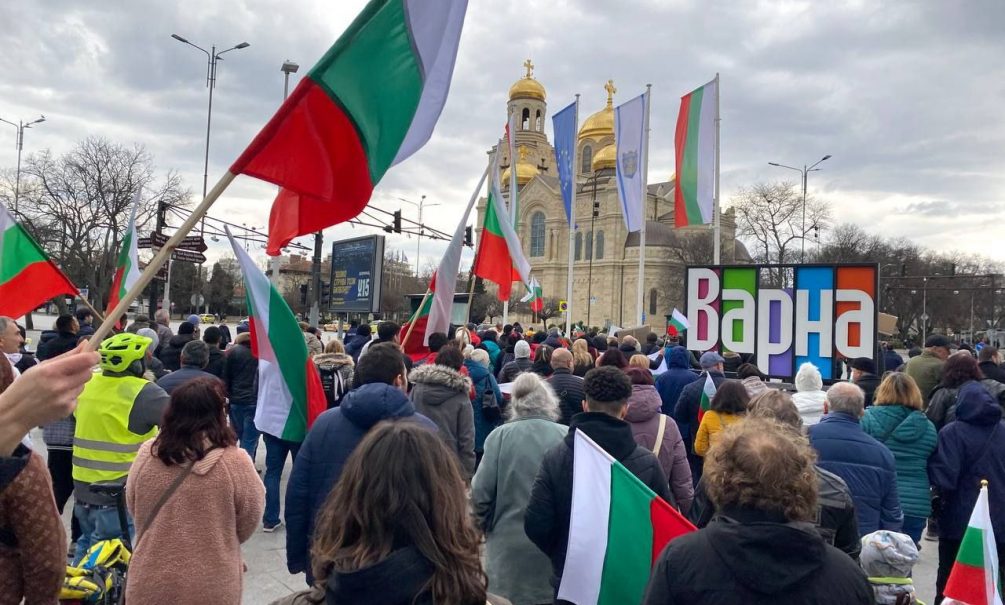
[{"xmin": 476, "ymin": 61, "xmax": 749, "ymax": 329}]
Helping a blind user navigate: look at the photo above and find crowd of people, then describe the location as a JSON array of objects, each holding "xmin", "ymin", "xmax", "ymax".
[{"xmin": 1, "ymin": 312, "xmax": 1003, "ymax": 604}]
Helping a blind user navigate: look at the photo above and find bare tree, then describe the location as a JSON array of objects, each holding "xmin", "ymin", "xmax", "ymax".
[
  {"xmin": 731, "ymin": 181, "xmax": 830, "ymax": 265},
  {"xmin": 1, "ymin": 137, "xmax": 189, "ymax": 308}
]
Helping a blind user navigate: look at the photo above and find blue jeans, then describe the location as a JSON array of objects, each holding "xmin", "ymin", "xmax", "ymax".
[
  {"xmin": 902, "ymin": 515, "xmax": 927, "ymax": 545},
  {"xmin": 73, "ymin": 502, "xmax": 134, "ymax": 565},
  {"xmin": 263, "ymin": 433, "xmax": 300, "ymax": 526},
  {"xmin": 229, "ymin": 403, "xmax": 260, "ymax": 461}
]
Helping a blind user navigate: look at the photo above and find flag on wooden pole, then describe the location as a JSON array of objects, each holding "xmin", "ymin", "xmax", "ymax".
[
  {"xmin": 472, "ymin": 152, "xmax": 532, "ymax": 301},
  {"xmin": 105, "ymin": 190, "xmax": 142, "ymax": 326},
  {"xmin": 229, "ymin": 0, "xmax": 469, "ymax": 254},
  {"xmin": 0, "ymin": 201, "xmax": 78, "ymax": 319}
]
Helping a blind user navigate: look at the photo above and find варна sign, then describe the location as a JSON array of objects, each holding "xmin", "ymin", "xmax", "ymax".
[
  {"xmin": 685, "ymin": 264, "xmax": 878, "ymax": 381},
  {"xmin": 329, "ymin": 235, "xmax": 385, "ymax": 314}
]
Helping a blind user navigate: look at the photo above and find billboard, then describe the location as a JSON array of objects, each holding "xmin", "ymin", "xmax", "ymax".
[
  {"xmin": 685, "ymin": 264, "xmax": 877, "ymax": 380},
  {"xmin": 329, "ymin": 235, "xmax": 385, "ymax": 314}
]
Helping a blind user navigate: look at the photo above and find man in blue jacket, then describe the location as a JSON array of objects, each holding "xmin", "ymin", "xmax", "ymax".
[
  {"xmin": 284, "ymin": 342, "xmax": 437, "ymax": 584},
  {"xmin": 809, "ymin": 382, "xmax": 903, "ymax": 536},
  {"xmin": 655, "ymin": 346, "xmax": 699, "ymax": 416}
]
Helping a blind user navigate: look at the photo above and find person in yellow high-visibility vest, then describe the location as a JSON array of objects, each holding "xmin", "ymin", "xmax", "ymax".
[{"xmin": 71, "ymin": 332, "xmax": 169, "ymax": 562}]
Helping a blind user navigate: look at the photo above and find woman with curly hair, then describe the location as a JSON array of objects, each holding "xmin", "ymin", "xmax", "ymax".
[
  {"xmin": 312, "ymin": 421, "xmax": 504, "ymax": 605},
  {"xmin": 927, "ymin": 350, "xmax": 1005, "ymax": 431},
  {"xmin": 643, "ymin": 418, "xmax": 874, "ymax": 604}
]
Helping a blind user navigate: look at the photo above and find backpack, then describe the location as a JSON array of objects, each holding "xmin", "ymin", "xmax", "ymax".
[{"xmin": 317, "ymin": 364, "xmax": 348, "ymax": 409}]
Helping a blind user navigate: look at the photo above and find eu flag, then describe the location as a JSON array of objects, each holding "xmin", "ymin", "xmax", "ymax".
[{"xmin": 552, "ymin": 100, "xmax": 578, "ymax": 225}]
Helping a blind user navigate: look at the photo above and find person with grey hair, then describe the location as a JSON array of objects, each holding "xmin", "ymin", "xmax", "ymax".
[
  {"xmin": 809, "ymin": 381, "xmax": 904, "ymax": 536},
  {"xmin": 471, "ymin": 372, "xmax": 566, "ymax": 605},
  {"xmin": 153, "ymin": 309, "xmax": 173, "ymax": 355},
  {"xmin": 136, "ymin": 327, "xmax": 168, "ymax": 380},
  {"xmin": 155, "ymin": 339, "xmax": 221, "ymax": 395}
]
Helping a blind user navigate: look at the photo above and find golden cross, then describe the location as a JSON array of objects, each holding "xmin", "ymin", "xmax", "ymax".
[
  {"xmin": 605, "ymin": 80, "xmax": 616, "ymax": 105},
  {"xmin": 523, "ymin": 58, "xmax": 534, "ymax": 78},
  {"xmin": 518, "ymin": 145, "xmax": 529, "ymax": 161}
]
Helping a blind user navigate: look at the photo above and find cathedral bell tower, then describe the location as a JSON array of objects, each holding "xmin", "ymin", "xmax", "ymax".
[{"xmin": 506, "ymin": 59, "xmax": 548, "ymax": 149}]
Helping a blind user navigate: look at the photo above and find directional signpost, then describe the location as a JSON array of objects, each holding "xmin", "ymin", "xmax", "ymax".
[{"xmin": 138, "ymin": 232, "xmax": 207, "ymax": 264}]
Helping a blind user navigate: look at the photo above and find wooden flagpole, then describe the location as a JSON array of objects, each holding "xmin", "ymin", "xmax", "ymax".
[
  {"xmin": 400, "ymin": 288, "xmax": 432, "ymax": 350},
  {"xmin": 88, "ymin": 171, "xmax": 237, "ymax": 347}
]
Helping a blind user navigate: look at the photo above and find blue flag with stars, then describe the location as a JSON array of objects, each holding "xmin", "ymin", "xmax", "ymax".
[{"xmin": 552, "ymin": 100, "xmax": 578, "ymax": 225}]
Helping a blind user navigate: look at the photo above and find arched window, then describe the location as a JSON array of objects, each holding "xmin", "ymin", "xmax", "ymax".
[
  {"xmin": 581, "ymin": 145, "xmax": 592, "ymax": 174},
  {"xmin": 535, "ymin": 109, "xmax": 543, "ymax": 132},
  {"xmin": 595, "ymin": 230, "xmax": 605, "ymax": 260},
  {"xmin": 574, "ymin": 231, "xmax": 582, "ymax": 261},
  {"xmin": 585, "ymin": 231, "xmax": 593, "ymax": 261},
  {"xmin": 521, "ymin": 107, "xmax": 530, "ymax": 130},
  {"xmin": 649, "ymin": 288, "xmax": 658, "ymax": 316},
  {"xmin": 530, "ymin": 212, "xmax": 546, "ymax": 257}
]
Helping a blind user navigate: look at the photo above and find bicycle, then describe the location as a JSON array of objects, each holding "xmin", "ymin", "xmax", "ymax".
[{"xmin": 59, "ymin": 480, "xmax": 131, "ymax": 605}]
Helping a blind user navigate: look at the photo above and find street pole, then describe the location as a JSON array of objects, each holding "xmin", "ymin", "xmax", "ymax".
[
  {"xmin": 0, "ymin": 115, "xmax": 45, "ymax": 215},
  {"xmin": 768, "ymin": 154, "xmax": 830, "ymax": 263},
  {"xmin": 171, "ymin": 34, "xmax": 249, "ymax": 315},
  {"xmin": 922, "ymin": 277, "xmax": 928, "ymax": 343},
  {"xmin": 271, "ymin": 61, "xmax": 299, "ymax": 288},
  {"xmin": 416, "ymin": 195, "xmax": 428, "ymax": 277}
]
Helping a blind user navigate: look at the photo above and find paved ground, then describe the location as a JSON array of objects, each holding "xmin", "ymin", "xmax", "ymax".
[{"xmin": 24, "ymin": 313, "xmax": 938, "ymax": 603}]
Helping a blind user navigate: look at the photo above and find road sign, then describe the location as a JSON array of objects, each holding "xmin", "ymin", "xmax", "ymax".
[
  {"xmin": 138, "ymin": 261, "xmax": 169, "ymax": 281},
  {"xmin": 190, "ymin": 294, "xmax": 205, "ymax": 306},
  {"xmin": 147, "ymin": 232, "xmax": 207, "ymax": 252},
  {"xmin": 171, "ymin": 249, "xmax": 206, "ymax": 264},
  {"xmin": 78, "ymin": 287, "xmax": 89, "ymax": 300},
  {"xmin": 559, "ymin": 300, "xmax": 568, "ymax": 312}
]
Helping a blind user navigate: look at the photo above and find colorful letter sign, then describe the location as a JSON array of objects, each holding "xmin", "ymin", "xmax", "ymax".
[{"xmin": 685, "ymin": 264, "xmax": 877, "ymax": 380}]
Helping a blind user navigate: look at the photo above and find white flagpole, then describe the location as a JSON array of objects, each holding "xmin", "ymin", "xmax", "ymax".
[
  {"xmin": 635, "ymin": 84, "xmax": 652, "ymax": 327},
  {"xmin": 503, "ymin": 111, "xmax": 518, "ymax": 327},
  {"xmin": 565, "ymin": 95, "xmax": 580, "ymax": 338},
  {"xmin": 713, "ymin": 73, "xmax": 721, "ymax": 265}
]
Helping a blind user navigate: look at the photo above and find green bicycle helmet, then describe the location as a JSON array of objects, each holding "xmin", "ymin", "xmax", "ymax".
[{"xmin": 98, "ymin": 333, "xmax": 151, "ymax": 373}]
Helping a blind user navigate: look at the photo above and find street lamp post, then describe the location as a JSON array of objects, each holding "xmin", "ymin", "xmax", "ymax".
[
  {"xmin": 768, "ymin": 154, "xmax": 831, "ymax": 263},
  {"xmin": 269, "ymin": 60, "xmax": 300, "ymax": 288},
  {"xmin": 171, "ymin": 34, "xmax": 250, "ymax": 314},
  {"xmin": 397, "ymin": 195, "xmax": 439, "ymax": 277},
  {"xmin": 0, "ymin": 115, "xmax": 46, "ymax": 214}
]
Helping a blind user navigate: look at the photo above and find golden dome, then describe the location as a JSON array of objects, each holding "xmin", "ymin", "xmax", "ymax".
[
  {"xmin": 592, "ymin": 144, "xmax": 616, "ymax": 171},
  {"xmin": 508, "ymin": 59, "xmax": 546, "ymax": 101},
  {"xmin": 501, "ymin": 145, "xmax": 539, "ymax": 185},
  {"xmin": 579, "ymin": 80, "xmax": 616, "ymax": 142}
]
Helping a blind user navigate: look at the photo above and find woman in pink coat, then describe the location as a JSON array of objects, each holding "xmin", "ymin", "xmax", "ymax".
[
  {"xmin": 624, "ymin": 367, "xmax": 694, "ymax": 513},
  {"xmin": 126, "ymin": 377, "xmax": 264, "ymax": 604}
]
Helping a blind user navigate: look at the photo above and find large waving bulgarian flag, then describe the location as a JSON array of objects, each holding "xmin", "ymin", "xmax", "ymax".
[
  {"xmin": 472, "ymin": 151, "xmax": 532, "ymax": 301},
  {"xmin": 227, "ymin": 229, "xmax": 327, "ymax": 442},
  {"xmin": 230, "ymin": 0, "xmax": 468, "ymax": 254},
  {"xmin": 558, "ymin": 430, "xmax": 695, "ymax": 605},
  {"xmin": 674, "ymin": 77, "xmax": 718, "ymax": 228},
  {"xmin": 106, "ymin": 190, "xmax": 141, "ymax": 324},
  {"xmin": 944, "ymin": 482, "xmax": 1002, "ymax": 605},
  {"xmin": 0, "ymin": 201, "xmax": 78, "ymax": 319}
]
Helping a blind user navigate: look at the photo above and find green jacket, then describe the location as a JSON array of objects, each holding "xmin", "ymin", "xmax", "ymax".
[
  {"xmin": 861, "ymin": 404, "xmax": 937, "ymax": 517},
  {"xmin": 904, "ymin": 351, "xmax": 943, "ymax": 406}
]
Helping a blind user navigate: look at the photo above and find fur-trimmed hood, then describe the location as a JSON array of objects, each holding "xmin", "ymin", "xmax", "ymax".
[
  {"xmin": 313, "ymin": 352, "xmax": 354, "ymax": 370},
  {"xmin": 408, "ymin": 363, "xmax": 471, "ymax": 399}
]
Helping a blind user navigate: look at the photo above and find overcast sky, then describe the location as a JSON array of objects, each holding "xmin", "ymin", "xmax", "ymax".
[{"xmin": 2, "ymin": 0, "xmax": 1003, "ymax": 272}]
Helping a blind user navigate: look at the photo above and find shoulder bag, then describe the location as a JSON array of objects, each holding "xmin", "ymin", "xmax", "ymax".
[{"xmin": 652, "ymin": 414, "xmax": 668, "ymax": 456}]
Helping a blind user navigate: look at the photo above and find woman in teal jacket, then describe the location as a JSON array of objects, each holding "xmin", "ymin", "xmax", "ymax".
[{"xmin": 861, "ymin": 372, "xmax": 938, "ymax": 544}]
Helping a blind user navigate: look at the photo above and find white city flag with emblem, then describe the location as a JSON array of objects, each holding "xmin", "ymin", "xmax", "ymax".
[{"xmin": 614, "ymin": 90, "xmax": 648, "ymax": 233}]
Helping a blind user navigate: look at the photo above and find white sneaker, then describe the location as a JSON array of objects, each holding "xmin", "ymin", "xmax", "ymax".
[{"xmin": 263, "ymin": 520, "xmax": 283, "ymax": 533}]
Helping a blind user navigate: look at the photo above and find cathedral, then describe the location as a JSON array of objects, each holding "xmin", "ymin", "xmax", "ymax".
[{"xmin": 476, "ymin": 61, "xmax": 750, "ymax": 329}]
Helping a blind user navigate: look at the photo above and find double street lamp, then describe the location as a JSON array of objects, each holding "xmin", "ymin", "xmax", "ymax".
[
  {"xmin": 0, "ymin": 115, "xmax": 46, "ymax": 214},
  {"xmin": 768, "ymin": 154, "xmax": 831, "ymax": 263},
  {"xmin": 397, "ymin": 195, "xmax": 438, "ymax": 278},
  {"xmin": 171, "ymin": 34, "xmax": 250, "ymax": 314}
]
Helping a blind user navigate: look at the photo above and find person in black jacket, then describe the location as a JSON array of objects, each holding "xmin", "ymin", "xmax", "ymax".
[
  {"xmin": 224, "ymin": 332, "xmax": 259, "ymax": 460},
  {"xmin": 36, "ymin": 314, "xmax": 79, "ymax": 361},
  {"xmin": 643, "ymin": 418, "xmax": 874, "ymax": 605},
  {"xmin": 201, "ymin": 326, "xmax": 225, "ymax": 377},
  {"xmin": 158, "ymin": 321, "xmax": 197, "ymax": 372},
  {"xmin": 688, "ymin": 389, "xmax": 861, "ymax": 561},
  {"xmin": 525, "ymin": 366, "xmax": 671, "ymax": 593},
  {"xmin": 673, "ymin": 352, "xmax": 727, "ymax": 485},
  {"xmin": 978, "ymin": 346, "xmax": 1005, "ymax": 384},
  {"xmin": 344, "ymin": 324, "xmax": 371, "ymax": 363},
  {"xmin": 849, "ymin": 357, "xmax": 882, "ymax": 407},
  {"xmin": 547, "ymin": 349, "xmax": 585, "ymax": 425}
]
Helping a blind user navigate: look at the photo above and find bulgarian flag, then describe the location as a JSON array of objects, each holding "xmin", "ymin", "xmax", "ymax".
[
  {"xmin": 558, "ymin": 430, "xmax": 695, "ymax": 605},
  {"xmin": 698, "ymin": 372, "xmax": 717, "ymax": 423},
  {"xmin": 227, "ymin": 228, "xmax": 326, "ymax": 442},
  {"xmin": 230, "ymin": 0, "xmax": 469, "ymax": 254},
  {"xmin": 106, "ymin": 191, "xmax": 142, "ymax": 326},
  {"xmin": 521, "ymin": 276, "xmax": 543, "ymax": 313},
  {"xmin": 0, "ymin": 201, "xmax": 78, "ymax": 319},
  {"xmin": 674, "ymin": 76, "xmax": 718, "ymax": 228},
  {"xmin": 472, "ymin": 151, "xmax": 532, "ymax": 301},
  {"xmin": 400, "ymin": 167, "xmax": 487, "ymax": 360},
  {"xmin": 668, "ymin": 308, "xmax": 689, "ymax": 336},
  {"xmin": 944, "ymin": 482, "xmax": 1002, "ymax": 605}
]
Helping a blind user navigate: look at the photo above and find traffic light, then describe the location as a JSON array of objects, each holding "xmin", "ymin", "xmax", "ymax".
[
  {"xmin": 464, "ymin": 225, "xmax": 473, "ymax": 247},
  {"xmin": 593, "ymin": 199, "xmax": 600, "ymax": 218},
  {"xmin": 299, "ymin": 283, "xmax": 308, "ymax": 306},
  {"xmin": 320, "ymin": 281, "xmax": 331, "ymax": 307},
  {"xmin": 393, "ymin": 210, "xmax": 402, "ymax": 233}
]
